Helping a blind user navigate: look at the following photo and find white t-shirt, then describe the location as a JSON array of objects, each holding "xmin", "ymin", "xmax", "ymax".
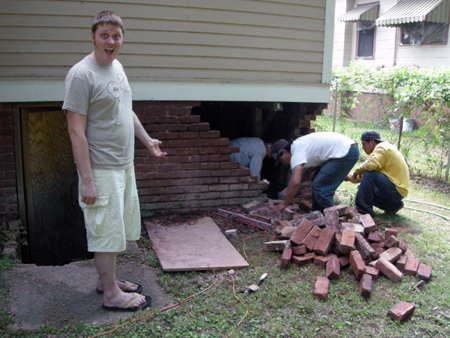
[
  {"xmin": 290, "ymin": 132, "xmax": 355, "ymax": 169},
  {"xmin": 62, "ymin": 56, "xmax": 134, "ymax": 170}
]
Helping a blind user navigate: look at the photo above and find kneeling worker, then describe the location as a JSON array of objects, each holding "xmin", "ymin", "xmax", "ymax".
[{"xmin": 351, "ymin": 130, "xmax": 410, "ymax": 216}]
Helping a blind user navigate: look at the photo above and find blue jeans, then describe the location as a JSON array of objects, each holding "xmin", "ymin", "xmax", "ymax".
[
  {"xmin": 355, "ymin": 170, "xmax": 404, "ymax": 216},
  {"xmin": 312, "ymin": 145, "xmax": 359, "ymax": 212}
]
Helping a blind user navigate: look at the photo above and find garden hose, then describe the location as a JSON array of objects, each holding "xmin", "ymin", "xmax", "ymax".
[
  {"xmin": 336, "ymin": 190, "xmax": 450, "ymax": 221},
  {"xmin": 404, "ymin": 199, "xmax": 450, "ymax": 212}
]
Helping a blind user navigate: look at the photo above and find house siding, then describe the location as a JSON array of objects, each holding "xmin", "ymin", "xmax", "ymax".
[{"xmin": 0, "ymin": 0, "xmax": 327, "ymax": 85}]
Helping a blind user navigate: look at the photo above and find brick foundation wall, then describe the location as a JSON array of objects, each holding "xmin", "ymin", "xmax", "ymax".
[
  {"xmin": 0, "ymin": 103, "xmax": 18, "ymax": 221},
  {"xmin": 0, "ymin": 100, "xmax": 324, "ymax": 221},
  {"xmin": 133, "ymin": 101, "xmax": 266, "ymax": 216}
]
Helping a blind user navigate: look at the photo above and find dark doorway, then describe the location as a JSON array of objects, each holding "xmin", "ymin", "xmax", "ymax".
[{"xmin": 15, "ymin": 104, "xmax": 90, "ymax": 266}]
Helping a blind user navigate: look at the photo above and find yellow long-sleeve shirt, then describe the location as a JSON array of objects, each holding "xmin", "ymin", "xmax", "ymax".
[{"xmin": 355, "ymin": 142, "xmax": 410, "ymax": 198}]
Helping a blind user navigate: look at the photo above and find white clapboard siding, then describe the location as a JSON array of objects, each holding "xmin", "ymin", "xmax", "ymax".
[{"xmin": 0, "ymin": 0, "xmax": 327, "ymax": 85}]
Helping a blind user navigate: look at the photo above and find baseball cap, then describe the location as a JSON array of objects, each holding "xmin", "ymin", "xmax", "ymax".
[
  {"xmin": 270, "ymin": 139, "xmax": 288, "ymax": 160},
  {"xmin": 361, "ymin": 130, "xmax": 383, "ymax": 142}
]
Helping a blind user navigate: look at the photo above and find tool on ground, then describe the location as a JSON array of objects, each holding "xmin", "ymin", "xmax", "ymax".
[
  {"xmin": 246, "ymin": 273, "xmax": 268, "ymax": 293},
  {"xmin": 433, "ymin": 306, "xmax": 450, "ymax": 320},
  {"xmin": 412, "ymin": 280, "xmax": 424, "ymax": 292}
]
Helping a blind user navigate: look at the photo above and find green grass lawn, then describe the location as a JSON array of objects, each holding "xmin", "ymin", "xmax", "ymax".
[{"xmin": 1, "ymin": 116, "xmax": 450, "ymax": 337}]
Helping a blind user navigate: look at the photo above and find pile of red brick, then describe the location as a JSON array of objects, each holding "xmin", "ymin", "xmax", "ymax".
[{"xmin": 221, "ymin": 201, "xmax": 433, "ymax": 322}]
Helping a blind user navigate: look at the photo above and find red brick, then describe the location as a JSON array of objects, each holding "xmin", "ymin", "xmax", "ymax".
[
  {"xmin": 188, "ymin": 122, "xmax": 210, "ymax": 131},
  {"xmin": 384, "ymin": 235, "xmax": 399, "ymax": 248},
  {"xmin": 179, "ymin": 115, "xmax": 201, "ymax": 123},
  {"xmin": 368, "ymin": 232, "xmax": 383, "ymax": 242},
  {"xmin": 385, "ymin": 228, "xmax": 398, "ymax": 241},
  {"xmin": 416, "ymin": 263, "xmax": 432, "ymax": 281},
  {"xmin": 340, "ymin": 228, "xmax": 356, "ymax": 254},
  {"xmin": 324, "ymin": 204, "xmax": 349, "ymax": 216},
  {"xmin": 376, "ymin": 257, "xmax": 403, "ymax": 283},
  {"xmin": 290, "ymin": 219, "xmax": 314, "ymax": 246},
  {"xmin": 355, "ymin": 233, "xmax": 375, "ymax": 260},
  {"xmin": 359, "ymin": 214, "xmax": 377, "ymax": 233},
  {"xmin": 405, "ymin": 256, "xmax": 420, "ymax": 276},
  {"xmin": 398, "ymin": 238, "xmax": 408, "ymax": 253},
  {"xmin": 349, "ymin": 250, "xmax": 366, "ymax": 280},
  {"xmin": 324, "ymin": 210, "xmax": 340, "ymax": 232},
  {"xmin": 379, "ymin": 247, "xmax": 402, "ymax": 263},
  {"xmin": 371, "ymin": 245, "xmax": 385, "ymax": 259},
  {"xmin": 358, "ymin": 273, "xmax": 372, "ymax": 299},
  {"xmin": 326, "ymin": 254, "xmax": 340, "ymax": 280},
  {"xmin": 339, "ymin": 256, "xmax": 350, "ymax": 268},
  {"xmin": 309, "ymin": 214, "xmax": 325, "ymax": 228},
  {"xmin": 388, "ymin": 302, "xmax": 415, "ymax": 322},
  {"xmin": 276, "ymin": 226, "xmax": 297, "ymax": 240},
  {"xmin": 297, "ymin": 199, "xmax": 312, "ymax": 213},
  {"xmin": 404, "ymin": 249, "xmax": 415, "ymax": 257},
  {"xmin": 332, "ymin": 233, "xmax": 344, "ymax": 256},
  {"xmin": 263, "ymin": 240, "xmax": 290, "ymax": 252},
  {"xmin": 275, "ymin": 219, "xmax": 292, "ymax": 229},
  {"xmin": 341, "ymin": 222, "xmax": 364, "ymax": 235},
  {"xmin": 199, "ymin": 130, "xmax": 220, "ymax": 139},
  {"xmin": 313, "ymin": 228, "xmax": 335, "ymax": 256},
  {"xmin": 313, "ymin": 276, "xmax": 329, "ymax": 301},
  {"xmin": 292, "ymin": 245, "xmax": 307, "ymax": 256},
  {"xmin": 292, "ymin": 253, "xmax": 315, "ymax": 267},
  {"xmin": 314, "ymin": 255, "xmax": 329, "ymax": 268},
  {"xmin": 348, "ymin": 206, "xmax": 360, "ymax": 218},
  {"xmin": 396, "ymin": 255, "xmax": 408, "ymax": 272},
  {"xmin": 364, "ymin": 266, "xmax": 380, "ymax": 280},
  {"xmin": 295, "ymin": 210, "xmax": 322, "ymax": 223},
  {"xmin": 280, "ymin": 248, "xmax": 292, "ymax": 270},
  {"xmin": 301, "ymin": 225, "xmax": 322, "ymax": 251}
]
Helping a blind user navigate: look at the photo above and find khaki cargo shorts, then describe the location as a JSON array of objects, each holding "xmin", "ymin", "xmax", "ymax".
[{"xmin": 78, "ymin": 167, "xmax": 141, "ymax": 252}]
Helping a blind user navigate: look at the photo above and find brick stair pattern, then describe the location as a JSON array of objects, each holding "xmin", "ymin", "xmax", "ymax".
[{"xmin": 133, "ymin": 101, "xmax": 266, "ymax": 215}]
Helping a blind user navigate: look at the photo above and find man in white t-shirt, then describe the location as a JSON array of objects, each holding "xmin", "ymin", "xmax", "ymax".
[
  {"xmin": 63, "ymin": 11, "xmax": 166, "ymax": 312},
  {"xmin": 272, "ymin": 132, "xmax": 359, "ymax": 213}
]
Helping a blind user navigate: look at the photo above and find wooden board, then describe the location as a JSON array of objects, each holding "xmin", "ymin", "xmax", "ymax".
[{"xmin": 145, "ymin": 217, "xmax": 249, "ymax": 271}]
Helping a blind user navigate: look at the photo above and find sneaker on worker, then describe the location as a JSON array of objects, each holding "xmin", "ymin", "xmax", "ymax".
[{"xmin": 384, "ymin": 201, "xmax": 404, "ymax": 215}]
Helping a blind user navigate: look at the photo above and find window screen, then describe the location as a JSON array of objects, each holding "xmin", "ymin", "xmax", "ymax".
[
  {"xmin": 401, "ymin": 22, "xmax": 448, "ymax": 45},
  {"xmin": 357, "ymin": 21, "xmax": 375, "ymax": 57}
]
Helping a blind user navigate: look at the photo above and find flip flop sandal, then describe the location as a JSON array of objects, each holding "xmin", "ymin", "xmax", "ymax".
[
  {"xmin": 96, "ymin": 280, "xmax": 143, "ymax": 294},
  {"xmin": 103, "ymin": 293, "xmax": 152, "ymax": 312}
]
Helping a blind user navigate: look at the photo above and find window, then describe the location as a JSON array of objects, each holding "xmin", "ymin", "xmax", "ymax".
[
  {"xmin": 357, "ymin": 21, "xmax": 375, "ymax": 57},
  {"xmin": 401, "ymin": 22, "xmax": 448, "ymax": 45}
]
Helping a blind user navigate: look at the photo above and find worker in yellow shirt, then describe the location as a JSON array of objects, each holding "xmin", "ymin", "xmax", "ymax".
[{"xmin": 350, "ymin": 130, "xmax": 410, "ymax": 216}]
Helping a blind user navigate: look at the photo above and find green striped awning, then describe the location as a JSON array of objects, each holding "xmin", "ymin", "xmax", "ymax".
[
  {"xmin": 338, "ymin": 4, "xmax": 379, "ymax": 22},
  {"xmin": 376, "ymin": 0, "xmax": 450, "ymax": 27}
]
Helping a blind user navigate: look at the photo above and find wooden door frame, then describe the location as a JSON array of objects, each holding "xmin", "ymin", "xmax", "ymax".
[{"xmin": 13, "ymin": 102, "xmax": 65, "ymax": 263}]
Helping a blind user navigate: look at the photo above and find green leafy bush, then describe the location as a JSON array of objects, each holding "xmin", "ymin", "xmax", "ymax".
[{"xmin": 331, "ymin": 64, "xmax": 450, "ymax": 181}]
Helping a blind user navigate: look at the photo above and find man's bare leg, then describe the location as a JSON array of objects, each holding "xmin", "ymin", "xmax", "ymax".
[{"xmin": 94, "ymin": 252, "xmax": 145, "ymax": 307}]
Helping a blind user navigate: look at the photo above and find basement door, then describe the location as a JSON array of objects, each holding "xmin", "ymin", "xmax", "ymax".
[{"xmin": 17, "ymin": 105, "xmax": 89, "ymax": 266}]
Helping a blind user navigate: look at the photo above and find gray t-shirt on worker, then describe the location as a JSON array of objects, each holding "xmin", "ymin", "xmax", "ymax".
[
  {"xmin": 230, "ymin": 137, "xmax": 267, "ymax": 180},
  {"xmin": 62, "ymin": 56, "xmax": 134, "ymax": 170}
]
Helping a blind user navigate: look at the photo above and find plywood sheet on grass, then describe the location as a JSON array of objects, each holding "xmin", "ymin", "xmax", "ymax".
[{"xmin": 145, "ymin": 217, "xmax": 249, "ymax": 271}]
